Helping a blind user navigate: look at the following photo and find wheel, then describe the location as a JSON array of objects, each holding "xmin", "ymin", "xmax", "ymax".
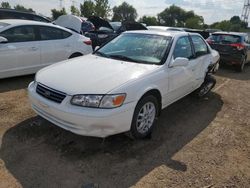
[
  {"xmin": 69, "ymin": 53, "xmax": 82, "ymax": 59},
  {"xmin": 235, "ymin": 56, "xmax": 246, "ymax": 72},
  {"xmin": 130, "ymin": 95, "xmax": 159, "ymax": 139},
  {"xmin": 193, "ymin": 75, "xmax": 216, "ymax": 98}
]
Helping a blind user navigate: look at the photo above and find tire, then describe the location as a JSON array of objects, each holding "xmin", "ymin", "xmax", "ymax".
[
  {"xmin": 69, "ymin": 53, "xmax": 82, "ymax": 59},
  {"xmin": 130, "ymin": 95, "xmax": 159, "ymax": 139},
  {"xmin": 235, "ymin": 56, "xmax": 246, "ymax": 72},
  {"xmin": 193, "ymin": 75, "xmax": 216, "ymax": 98}
]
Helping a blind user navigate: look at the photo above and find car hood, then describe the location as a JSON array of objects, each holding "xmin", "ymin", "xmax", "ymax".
[
  {"xmin": 88, "ymin": 16, "xmax": 113, "ymax": 30},
  {"xmin": 36, "ymin": 54, "xmax": 160, "ymax": 95},
  {"xmin": 54, "ymin": 15, "xmax": 82, "ymax": 33}
]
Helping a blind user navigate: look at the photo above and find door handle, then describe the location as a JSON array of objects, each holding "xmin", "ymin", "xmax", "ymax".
[
  {"xmin": 29, "ymin": 47, "xmax": 38, "ymax": 51},
  {"xmin": 64, "ymin": 44, "xmax": 70, "ymax": 47}
]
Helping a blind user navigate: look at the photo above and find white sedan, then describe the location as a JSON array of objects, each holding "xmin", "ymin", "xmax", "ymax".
[
  {"xmin": 0, "ymin": 19, "xmax": 92, "ymax": 79},
  {"xmin": 28, "ymin": 30, "xmax": 219, "ymax": 139}
]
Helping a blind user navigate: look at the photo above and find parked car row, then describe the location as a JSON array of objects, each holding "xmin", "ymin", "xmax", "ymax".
[{"xmin": 0, "ymin": 10, "xmax": 246, "ymax": 139}]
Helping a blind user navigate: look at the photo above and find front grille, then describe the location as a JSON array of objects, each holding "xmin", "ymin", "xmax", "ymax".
[{"xmin": 36, "ymin": 83, "xmax": 66, "ymax": 103}]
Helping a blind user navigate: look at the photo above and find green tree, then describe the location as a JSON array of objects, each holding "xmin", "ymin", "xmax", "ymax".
[
  {"xmin": 139, "ymin": 16, "xmax": 158, "ymax": 26},
  {"xmin": 80, "ymin": 0, "xmax": 95, "ymax": 18},
  {"xmin": 112, "ymin": 2, "xmax": 137, "ymax": 21},
  {"xmin": 185, "ymin": 16, "xmax": 204, "ymax": 29},
  {"xmin": 14, "ymin": 4, "xmax": 35, "ymax": 13},
  {"xmin": 94, "ymin": 0, "xmax": 110, "ymax": 18},
  {"xmin": 157, "ymin": 5, "xmax": 204, "ymax": 28},
  {"xmin": 71, "ymin": 5, "xmax": 80, "ymax": 16},
  {"xmin": 230, "ymin": 16, "xmax": 241, "ymax": 25},
  {"xmin": 157, "ymin": 5, "xmax": 186, "ymax": 27},
  {"xmin": 1, "ymin": 2, "xmax": 11, "ymax": 9},
  {"xmin": 51, "ymin": 8, "xmax": 67, "ymax": 20}
]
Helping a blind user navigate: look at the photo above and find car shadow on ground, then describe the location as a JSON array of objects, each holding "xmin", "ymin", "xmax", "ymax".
[
  {"xmin": 216, "ymin": 63, "xmax": 250, "ymax": 80},
  {"xmin": 0, "ymin": 74, "xmax": 34, "ymax": 93},
  {"xmin": 0, "ymin": 93, "xmax": 223, "ymax": 188}
]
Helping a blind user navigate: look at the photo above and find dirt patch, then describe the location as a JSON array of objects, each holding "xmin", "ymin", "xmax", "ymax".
[{"xmin": 0, "ymin": 67, "xmax": 249, "ymax": 188}]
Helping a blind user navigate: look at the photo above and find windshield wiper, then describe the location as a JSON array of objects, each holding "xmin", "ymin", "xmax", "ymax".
[
  {"xmin": 95, "ymin": 51, "xmax": 110, "ymax": 58},
  {"xmin": 109, "ymin": 54, "xmax": 142, "ymax": 63}
]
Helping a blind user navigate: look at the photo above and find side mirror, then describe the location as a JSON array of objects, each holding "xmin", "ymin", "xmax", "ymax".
[
  {"xmin": 170, "ymin": 57, "xmax": 189, "ymax": 67},
  {"xmin": 0, "ymin": 36, "xmax": 8, "ymax": 43}
]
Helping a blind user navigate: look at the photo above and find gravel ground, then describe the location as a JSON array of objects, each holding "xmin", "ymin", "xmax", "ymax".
[{"xmin": 0, "ymin": 65, "xmax": 249, "ymax": 188}]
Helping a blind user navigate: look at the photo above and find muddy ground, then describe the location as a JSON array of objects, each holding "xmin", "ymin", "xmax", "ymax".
[{"xmin": 0, "ymin": 66, "xmax": 249, "ymax": 188}]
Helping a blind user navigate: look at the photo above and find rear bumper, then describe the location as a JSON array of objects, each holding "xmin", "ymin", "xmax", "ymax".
[
  {"xmin": 219, "ymin": 54, "xmax": 243, "ymax": 65},
  {"xmin": 28, "ymin": 81, "xmax": 136, "ymax": 138}
]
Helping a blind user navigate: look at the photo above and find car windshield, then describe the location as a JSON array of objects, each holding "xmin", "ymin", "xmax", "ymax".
[
  {"xmin": 210, "ymin": 34, "xmax": 241, "ymax": 44},
  {"xmin": 95, "ymin": 33, "xmax": 172, "ymax": 64}
]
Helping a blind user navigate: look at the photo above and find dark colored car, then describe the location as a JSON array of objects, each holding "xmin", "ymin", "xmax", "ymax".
[
  {"xmin": 85, "ymin": 16, "xmax": 147, "ymax": 49},
  {"xmin": 207, "ymin": 32, "xmax": 250, "ymax": 72},
  {"xmin": 81, "ymin": 20, "xmax": 95, "ymax": 33},
  {"xmin": 0, "ymin": 8, "xmax": 51, "ymax": 23}
]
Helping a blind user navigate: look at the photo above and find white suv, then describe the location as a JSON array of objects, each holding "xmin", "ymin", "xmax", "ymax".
[
  {"xmin": 0, "ymin": 19, "xmax": 93, "ymax": 79},
  {"xmin": 28, "ymin": 30, "xmax": 220, "ymax": 139}
]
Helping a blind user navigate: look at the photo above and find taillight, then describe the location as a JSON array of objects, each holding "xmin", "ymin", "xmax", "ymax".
[
  {"xmin": 84, "ymin": 40, "xmax": 92, "ymax": 45},
  {"xmin": 230, "ymin": 43, "xmax": 245, "ymax": 50}
]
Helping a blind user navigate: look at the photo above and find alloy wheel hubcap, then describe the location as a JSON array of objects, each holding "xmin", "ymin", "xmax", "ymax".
[{"xmin": 136, "ymin": 102, "xmax": 156, "ymax": 134}]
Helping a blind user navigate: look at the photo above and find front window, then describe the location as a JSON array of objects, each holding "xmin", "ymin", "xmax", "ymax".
[
  {"xmin": 0, "ymin": 25, "xmax": 36, "ymax": 43},
  {"xmin": 173, "ymin": 36, "xmax": 193, "ymax": 59},
  {"xmin": 95, "ymin": 33, "xmax": 172, "ymax": 64}
]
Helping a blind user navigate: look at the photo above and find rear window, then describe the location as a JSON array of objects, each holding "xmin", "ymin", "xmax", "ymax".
[
  {"xmin": 210, "ymin": 34, "xmax": 242, "ymax": 44},
  {"xmin": 0, "ymin": 22, "xmax": 9, "ymax": 29}
]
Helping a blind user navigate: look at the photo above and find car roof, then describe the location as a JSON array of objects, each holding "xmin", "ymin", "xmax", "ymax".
[
  {"xmin": 0, "ymin": 19, "xmax": 50, "ymax": 26},
  {"xmin": 147, "ymin": 26, "xmax": 185, "ymax": 31},
  {"xmin": 0, "ymin": 19, "xmax": 73, "ymax": 33},
  {"xmin": 124, "ymin": 30, "xmax": 200, "ymax": 38},
  {"xmin": 212, "ymin": 31, "xmax": 247, "ymax": 36},
  {"xmin": 0, "ymin": 8, "xmax": 51, "ymax": 21}
]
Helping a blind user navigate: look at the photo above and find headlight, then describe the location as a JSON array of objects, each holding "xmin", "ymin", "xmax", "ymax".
[{"xmin": 71, "ymin": 94, "xmax": 126, "ymax": 108}]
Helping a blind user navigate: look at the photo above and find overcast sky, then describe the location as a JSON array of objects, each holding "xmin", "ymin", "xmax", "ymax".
[{"xmin": 2, "ymin": 0, "xmax": 244, "ymax": 24}]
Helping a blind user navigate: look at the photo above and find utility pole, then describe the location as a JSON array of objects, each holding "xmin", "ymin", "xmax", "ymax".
[{"xmin": 242, "ymin": 0, "xmax": 250, "ymax": 24}]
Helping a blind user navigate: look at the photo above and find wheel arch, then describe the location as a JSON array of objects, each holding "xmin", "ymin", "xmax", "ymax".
[
  {"xmin": 137, "ymin": 88, "xmax": 162, "ymax": 116},
  {"xmin": 68, "ymin": 52, "xmax": 83, "ymax": 59}
]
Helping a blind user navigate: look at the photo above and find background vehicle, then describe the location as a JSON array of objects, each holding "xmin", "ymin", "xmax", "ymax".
[
  {"xmin": 28, "ymin": 30, "xmax": 219, "ymax": 139},
  {"xmin": 207, "ymin": 32, "xmax": 250, "ymax": 72},
  {"xmin": 0, "ymin": 8, "xmax": 51, "ymax": 23},
  {"xmin": 85, "ymin": 16, "xmax": 147, "ymax": 49},
  {"xmin": 54, "ymin": 15, "xmax": 95, "ymax": 34},
  {"xmin": 0, "ymin": 19, "xmax": 92, "ymax": 79},
  {"xmin": 148, "ymin": 26, "xmax": 210, "ymax": 39}
]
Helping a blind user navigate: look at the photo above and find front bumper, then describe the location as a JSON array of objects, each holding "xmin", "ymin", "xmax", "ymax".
[{"xmin": 28, "ymin": 81, "xmax": 136, "ymax": 138}]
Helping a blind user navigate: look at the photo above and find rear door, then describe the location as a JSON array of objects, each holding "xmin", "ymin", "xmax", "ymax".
[
  {"xmin": 190, "ymin": 35, "xmax": 211, "ymax": 87},
  {"xmin": 38, "ymin": 26, "xmax": 73, "ymax": 66},
  {"xmin": 0, "ymin": 25, "xmax": 41, "ymax": 77}
]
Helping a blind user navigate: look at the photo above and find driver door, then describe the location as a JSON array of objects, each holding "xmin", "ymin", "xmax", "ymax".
[{"xmin": 166, "ymin": 36, "xmax": 199, "ymax": 104}]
